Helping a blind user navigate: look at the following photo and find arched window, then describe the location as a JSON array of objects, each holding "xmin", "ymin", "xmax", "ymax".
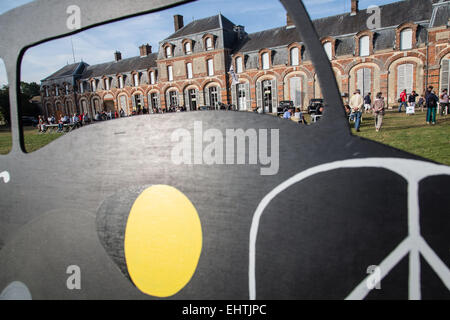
[
  {"xmin": 397, "ymin": 64, "xmax": 413, "ymax": 97},
  {"xmin": 290, "ymin": 47, "xmax": 299, "ymax": 66},
  {"xmin": 400, "ymin": 29, "xmax": 413, "ymax": 50},
  {"xmin": 357, "ymin": 68, "xmax": 372, "ymax": 97},
  {"xmin": 207, "ymin": 59, "xmax": 214, "ymax": 76},
  {"xmin": 324, "ymin": 42, "xmax": 332, "ymax": 60},
  {"xmin": 262, "ymin": 52, "xmax": 270, "ymax": 70},
  {"xmin": 359, "ymin": 36, "xmax": 370, "ymax": 57},
  {"xmin": 168, "ymin": 66, "xmax": 173, "ymax": 82},
  {"xmin": 186, "ymin": 62, "xmax": 193, "ymax": 79},
  {"xmin": 236, "ymin": 56, "xmax": 243, "ymax": 73}
]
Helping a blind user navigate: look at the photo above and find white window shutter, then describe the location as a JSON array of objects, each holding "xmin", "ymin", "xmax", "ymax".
[
  {"xmin": 205, "ymin": 88, "xmax": 210, "ymax": 106},
  {"xmin": 400, "ymin": 29, "xmax": 413, "ymax": 50},
  {"xmin": 359, "ymin": 36, "xmax": 370, "ymax": 57},
  {"xmin": 441, "ymin": 59, "xmax": 449, "ymax": 92},
  {"xmin": 291, "ymin": 47, "xmax": 299, "ymax": 66},
  {"xmin": 324, "ymin": 42, "xmax": 332, "ymax": 60},
  {"xmin": 245, "ymin": 82, "xmax": 251, "ymax": 111},
  {"xmin": 157, "ymin": 92, "xmax": 160, "ymax": 109},
  {"xmin": 231, "ymin": 84, "xmax": 237, "ymax": 107},
  {"xmin": 184, "ymin": 90, "xmax": 190, "ymax": 110},
  {"xmin": 256, "ymin": 81, "xmax": 262, "ymax": 108},
  {"xmin": 364, "ymin": 68, "xmax": 371, "ymax": 96},
  {"xmin": 271, "ymin": 79, "xmax": 278, "ymax": 113}
]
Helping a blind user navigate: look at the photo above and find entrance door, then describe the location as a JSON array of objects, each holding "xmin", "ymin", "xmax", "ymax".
[
  {"xmin": 262, "ymin": 80, "xmax": 272, "ymax": 113},
  {"xmin": 189, "ymin": 89, "xmax": 197, "ymax": 110},
  {"xmin": 238, "ymin": 83, "xmax": 247, "ymax": 111}
]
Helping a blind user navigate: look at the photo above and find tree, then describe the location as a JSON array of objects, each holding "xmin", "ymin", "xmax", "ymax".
[
  {"xmin": 0, "ymin": 85, "xmax": 10, "ymax": 125},
  {"xmin": 0, "ymin": 82, "xmax": 42, "ymax": 125}
]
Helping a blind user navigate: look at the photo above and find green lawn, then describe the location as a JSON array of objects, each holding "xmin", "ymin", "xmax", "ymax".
[
  {"xmin": 0, "ymin": 126, "xmax": 63, "ymax": 154},
  {"xmin": 349, "ymin": 110, "xmax": 450, "ymax": 166},
  {"xmin": 0, "ymin": 112, "xmax": 449, "ymax": 166}
]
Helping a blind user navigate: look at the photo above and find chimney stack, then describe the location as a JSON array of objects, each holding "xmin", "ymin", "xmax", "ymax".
[
  {"xmin": 286, "ymin": 13, "xmax": 295, "ymax": 28},
  {"xmin": 139, "ymin": 44, "xmax": 152, "ymax": 57},
  {"xmin": 174, "ymin": 14, "xmax": 184, "ymax": 32},
  {"xmin": 114, "ymin": 51, "xmax": 122, "ymax": 62},
  {"xmin": 351, "ymin": 0, "xmax": 359, "ymax": 16}
]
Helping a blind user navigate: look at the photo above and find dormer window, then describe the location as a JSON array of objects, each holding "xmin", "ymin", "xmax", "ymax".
[
  {"xmin": 119, "ymin": 76, "xmax": 124, "ymax": 89},
  {"xmin": 400, "ymin": 28, "xmax": 413, "ymax": 50},
  {"xmin": 185, "ymin": 42, "xmax": 192, "ymax": 54},
  {"xmin": 105, "ymin": 78, "xmax": 110, "ymax": 90},
  {"xmin": 65, "ymin": 84, "xmax": 69, "ymax": 95},
  {"xmin": 55, "ymin": 86, "xmax": 59, "ymax": 96},
  {"xmin": 45, "ymin": 87, "xmax": 49, "ymax": 97},
  {"xmin": 262, "ymin": 52, "xmax": 270, "ymax": 70},
  {"xmin": 133, "ymin": 73, "xmax": 139, "ymax": 87},
  {"xmin": 359, "ymin": 36, "xmax": 370, "ymax": 57},
  {"xmin": 324, "ymin": 42, "xmax": 332, "ymax": 60},
  {"xmin": 150, "ymin": 71, "xmax": 156, "ymax": 85},
  {"xmin": 206, "ymin": 37, "xmax": 213, "ymax": 50},
  {"xmin": 165, "ymin": 46, "xmax": 172, "ymax": 58},
  {"xmin": 290, "ymin": 47, "xmax": 299, "ymax": 66},
  {"xmin": 80, "ymin": 82, "xmax": 84, "ymax": 93},
  {"xmin": 91, "ymin": 80, "xmax": 97, "ymax": 92}
]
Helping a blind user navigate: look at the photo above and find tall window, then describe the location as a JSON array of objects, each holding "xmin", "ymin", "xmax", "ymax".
[
  {"xmin": 150, "ymin": 92, "xmax": 159, "ymax": 110},
  {"xmin": 65, "ymin": 84, "xmax": 69, "ymax": 95},
  {"xmin": 359, "ymin": 36, "xmax": 370, "ymax": 57},
  {"xmin": 290, "ymin": 47, "xmax": 299, "ymax": 66},
  {"xmin": 441, "ymin": 59, "xmax": 449, "ymax": 92},
  {"xmin": 397, "ymin": 64, "xmax": 413, "ymax": 97},
  {"xmin": 357, "ymin": 68, "xmax": 372, "ymax": 97},
  {"xmin": 45, "ymin": 87, "xmax": 49, "ymax": 97},
  {"xmin": 324, "ymin": 42, "xmax": 332, "ymax": 60},
  {"xmin": 262, "ymin": 52, "xmax": 270, "ymax": 70},
  {"xmin": 105, "ymin": 78, "xmax": 110, "ymax": 90},
  {"xmin": 400, "ymin": 29, "xmax": 413, "ymax": 50},
  {"xmin": 207, "ymin": 59, "xmax": 214, "ymax": 76},
  {"xmin": 289, "ymin": 77, "xmax": 302, "ymax": 107},
  {"xmin": 185, "ymin": 42, "xmax": 192, "ymax": 54},
  {"xmin": 133, "ymin": 74, "xmax": 139, "ymax": 87},
  {"xmin": 55, "ymin": 86, "xmax": 59, "ymax": 96},
  {"xmin": 80, "ymin": 82, "xmax": 84, "ymax": 93},
  {"xmin": 150, "ymin": 71, "xmax": 155, "ymax": 85},
  {"xmin": 168, "ymin": 65, "xmax": 173, "ymax": 81},
  {"xmin": 165, "ymin": 46, "xmax": 172, "ymax": 58},
  {"xmin": 119, "ymin": 77, "xmax": 124, "ymax": 89},
  {"xmin": 92, "ymin": 80, "xmax": 97, "ymax": 92},
  {"xmin": 206, "ymin": 37, "xmax": 213, "ymax": 50},
  {"xmin": 119, "ymin": 95, "xmax": 127, "ymax": 115},
  {"xmin": 168, "ymin": 91, "xmax": 178, "ymax": 107},
  {"xmin": 237, "ymin": 83, "xmax": 247, "ymax": 111},
  {"xmin": 209, "ymin": 86, "xmax": 218, "ymax": 108},
  {"xmin": 236, "ymin": 56, "xmax": 243, "ymax": 73},
  {"xmin": 186, "ymin": 62, "xmax": 193, "ymax": 79}
]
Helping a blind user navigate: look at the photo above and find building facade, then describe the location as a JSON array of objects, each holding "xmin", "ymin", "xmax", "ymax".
[{"xmin": 40, "ymin": 0, "xmax": 450, "ymax": 120}]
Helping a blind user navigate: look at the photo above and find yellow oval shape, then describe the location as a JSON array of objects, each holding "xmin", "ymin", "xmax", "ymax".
[{"xmin": 124, "ymin": 185, "xmax": 202, "ymax": 297}]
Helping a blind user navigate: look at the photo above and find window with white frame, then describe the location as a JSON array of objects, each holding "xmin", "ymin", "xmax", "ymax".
[
  {"xmin": 289, "ymin": 77, "xmax": 302, "ymax": 107},
  {"xmin": 206, "ymin": 37, "xmax": 213, "ymax": 50},
  {"xmin": 168, "ymin": 65, "xmax": 173, "ymax": 81},
  {"xmin": 119, "ymin": 77, "xmax": 124, "ymax": 89},
  {"xmin": 207, "ymin": 59, "xmax": 214, "ymax": 76},
  {"xmin": 397, "ymin": 64, "xmax": 413, "ymax": 97},
  {"xmin": 359, "ymin": 36, "xmax": 370, "ymax": 57},
  {"xmin": 134, "ymin": 73, "xmax": 139, "ymax": 86},
  {"xmin": 357, "ymin": 68, "xmax": 372, "ymax": 97},
  {"xmin": 262, "ymin": 52, "xmax": 270, "ymax": 70},
  {"xmin": 324, "ymin": 42, "xmax": 332, "ymax": 60},
  {"xmin": 105, "ymin": 78, "xmax": 110, "ymax": 90},
  {"xmin": 150, "ymin": 71, "xmax": 155, "ymax": 85},
  {"xmin": 185, "ymin": 42, "xmax": 192, "ymax": 54},
  {"xmin": 400, "ymin": 29, "xmax": 413, "ymax": 50},
  {"xmin": 165, "ymin": 46, "xmax": 172, "ymax": 58},
  {"xmin": 187, "ymin": 62, "xmax": 193, "ymax": 79},
  {"xmin": 92, "ymin": 80, "xmax": 97, "ymax": 92},
  {"xmin": 290, "ymin": 47, "xmax": 299, "ymax": 66},
  {"xmin": 236, "ymin": 56, "xmax": 243, "ymax": 73}
]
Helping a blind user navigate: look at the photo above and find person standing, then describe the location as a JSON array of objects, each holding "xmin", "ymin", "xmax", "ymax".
[
  {"xmin": 418, "ymin": 94, "xmax": 425, "ymax": 112},
  {"xmin": 398, "ymin": 89, "xmax": 407, "ymax": 112},
  {"xmin": 364, "ymin": 92, "xmax": 372, "ymax": 113},
  {"xmin": 426, "ymin": 88, "xmax": 439, "ymax": 125},
  {"xmin": 372, "ymin": 92, "xmax": 385, "ymax": 132},
  {"xmin": 439, "ymin": 89, "xmax": 449, "ymax": 116},
  {"xmin": 350, "ymin": 89, "xmax": 364, "ymax": 132}
]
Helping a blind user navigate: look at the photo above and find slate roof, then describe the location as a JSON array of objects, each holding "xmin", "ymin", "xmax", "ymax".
[
  {"xmin": 237, "ymin": 0, "xmax": 439, "ymax": 53},
  {"xmin": 81, "ymin": 53, "xmax": 158, "ymax": 78},
  {"xmin": 165, "ymin": 13, "xmax": 236, "ymax": 40},
  {"xmin": 42, "ymin": 62, "xmax": 85, "ymax": 80}
]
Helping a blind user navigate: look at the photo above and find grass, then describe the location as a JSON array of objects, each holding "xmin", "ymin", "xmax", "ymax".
[
  {"xmin": 0, "ymin": 126, "xmax": 63, "ymax": 154},
  {"xmin": 0, "ymin": 111, "xmax": 449, "ymax": 166},
  {"xmin": 349, "ymin": 110, "xmax": 450, "ymax": 166}
]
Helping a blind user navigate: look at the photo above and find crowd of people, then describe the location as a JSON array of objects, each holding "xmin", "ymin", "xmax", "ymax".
[{"xmin": 347, "ymin": 86, "xmax": 449, "ymax": 132}]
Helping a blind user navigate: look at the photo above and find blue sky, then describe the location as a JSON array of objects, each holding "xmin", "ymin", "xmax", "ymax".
[{"xmin": 0, "ymin": 0, "xmax": 399, "ymax": 86}]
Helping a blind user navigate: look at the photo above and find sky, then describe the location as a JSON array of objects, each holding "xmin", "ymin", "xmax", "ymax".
[{"xmin": 0, "ymin": 0, "xmax": 400, "ymax": 87}]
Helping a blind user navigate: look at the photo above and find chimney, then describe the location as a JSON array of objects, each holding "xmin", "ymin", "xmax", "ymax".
[
  {"xmin": 286, "ymin": 13, "xmax": 295, "ymax": 28},
  {"xmin": 139, "ymin": 44, "xmax": 152, "ymax": 57},
  {"xmin": 174, "ymin": 14, "xmax": 184, "ymax": 32},
  {"xmin": 351, "ymin": 0, "xmax": 359, "ymax": 16},
  {"xmin": 233, "ymin": 25, "xmax": 246, "ymax": 40},
  {"xmin": 114, "ymin": 51, "xmax": 122, "ymax": 62}
]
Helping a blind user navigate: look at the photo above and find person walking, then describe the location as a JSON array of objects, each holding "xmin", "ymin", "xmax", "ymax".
[
  {"xmin": 364, "ymin": 92, "xmax": 372, "ymax": 113},
  {"xmin": 439, "ymin": 88, "xmax": 449, "ymax": 116},
  {"xmin": 426, "ymin": 88, "xmax": 439, "ymax": 125},
  {"xmin": 372, "ymin": 92, "xmax": 385, "ymax": 132},
  {"xmin": 350, "ymin": 89, "xmax": 364, "ymax": 132},
  {"xmin": 398, "ymin": 89, "xmax": 407, "ymax": 112}
]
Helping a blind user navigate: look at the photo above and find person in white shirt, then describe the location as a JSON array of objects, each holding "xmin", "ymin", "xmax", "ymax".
[{"xmin": 349, "ymin": 89, "xmax": 364, "ymax": 132}]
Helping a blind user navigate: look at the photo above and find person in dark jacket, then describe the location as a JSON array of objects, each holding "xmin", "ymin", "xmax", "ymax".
[
  {"xmin": 426, "ymin": 88, "xmax": 439, "ymax": 125},
  {"xmin": 364, "ymin": 93, "xmax": 372, "ymax": 113}
]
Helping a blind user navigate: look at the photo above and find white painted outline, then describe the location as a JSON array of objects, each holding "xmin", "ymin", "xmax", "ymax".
[
  {"xmin": 0, "ymin": 171, "xmax": 10, "ymax": 183},
  {"xmin": 248, "ymin": 158, "xmax": 450, "ymax": 300}
]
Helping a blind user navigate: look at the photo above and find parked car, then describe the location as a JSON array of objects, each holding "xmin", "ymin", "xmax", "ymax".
[
  {"xmin": 307, "ymin": 99, "xmax": 325, "ymax": 115},
  {"xmin": 21, "ymin": 116, "xmax": 38, "ymax": 127},
  {"xmin": 277, "ymin": 101, "xmax": 294, "ymax": 116}
]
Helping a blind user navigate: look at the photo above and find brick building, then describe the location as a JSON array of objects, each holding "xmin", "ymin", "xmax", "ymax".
[{"xmin": 40, "ymin": 0, "xmax": 450, "ymax": 119}]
